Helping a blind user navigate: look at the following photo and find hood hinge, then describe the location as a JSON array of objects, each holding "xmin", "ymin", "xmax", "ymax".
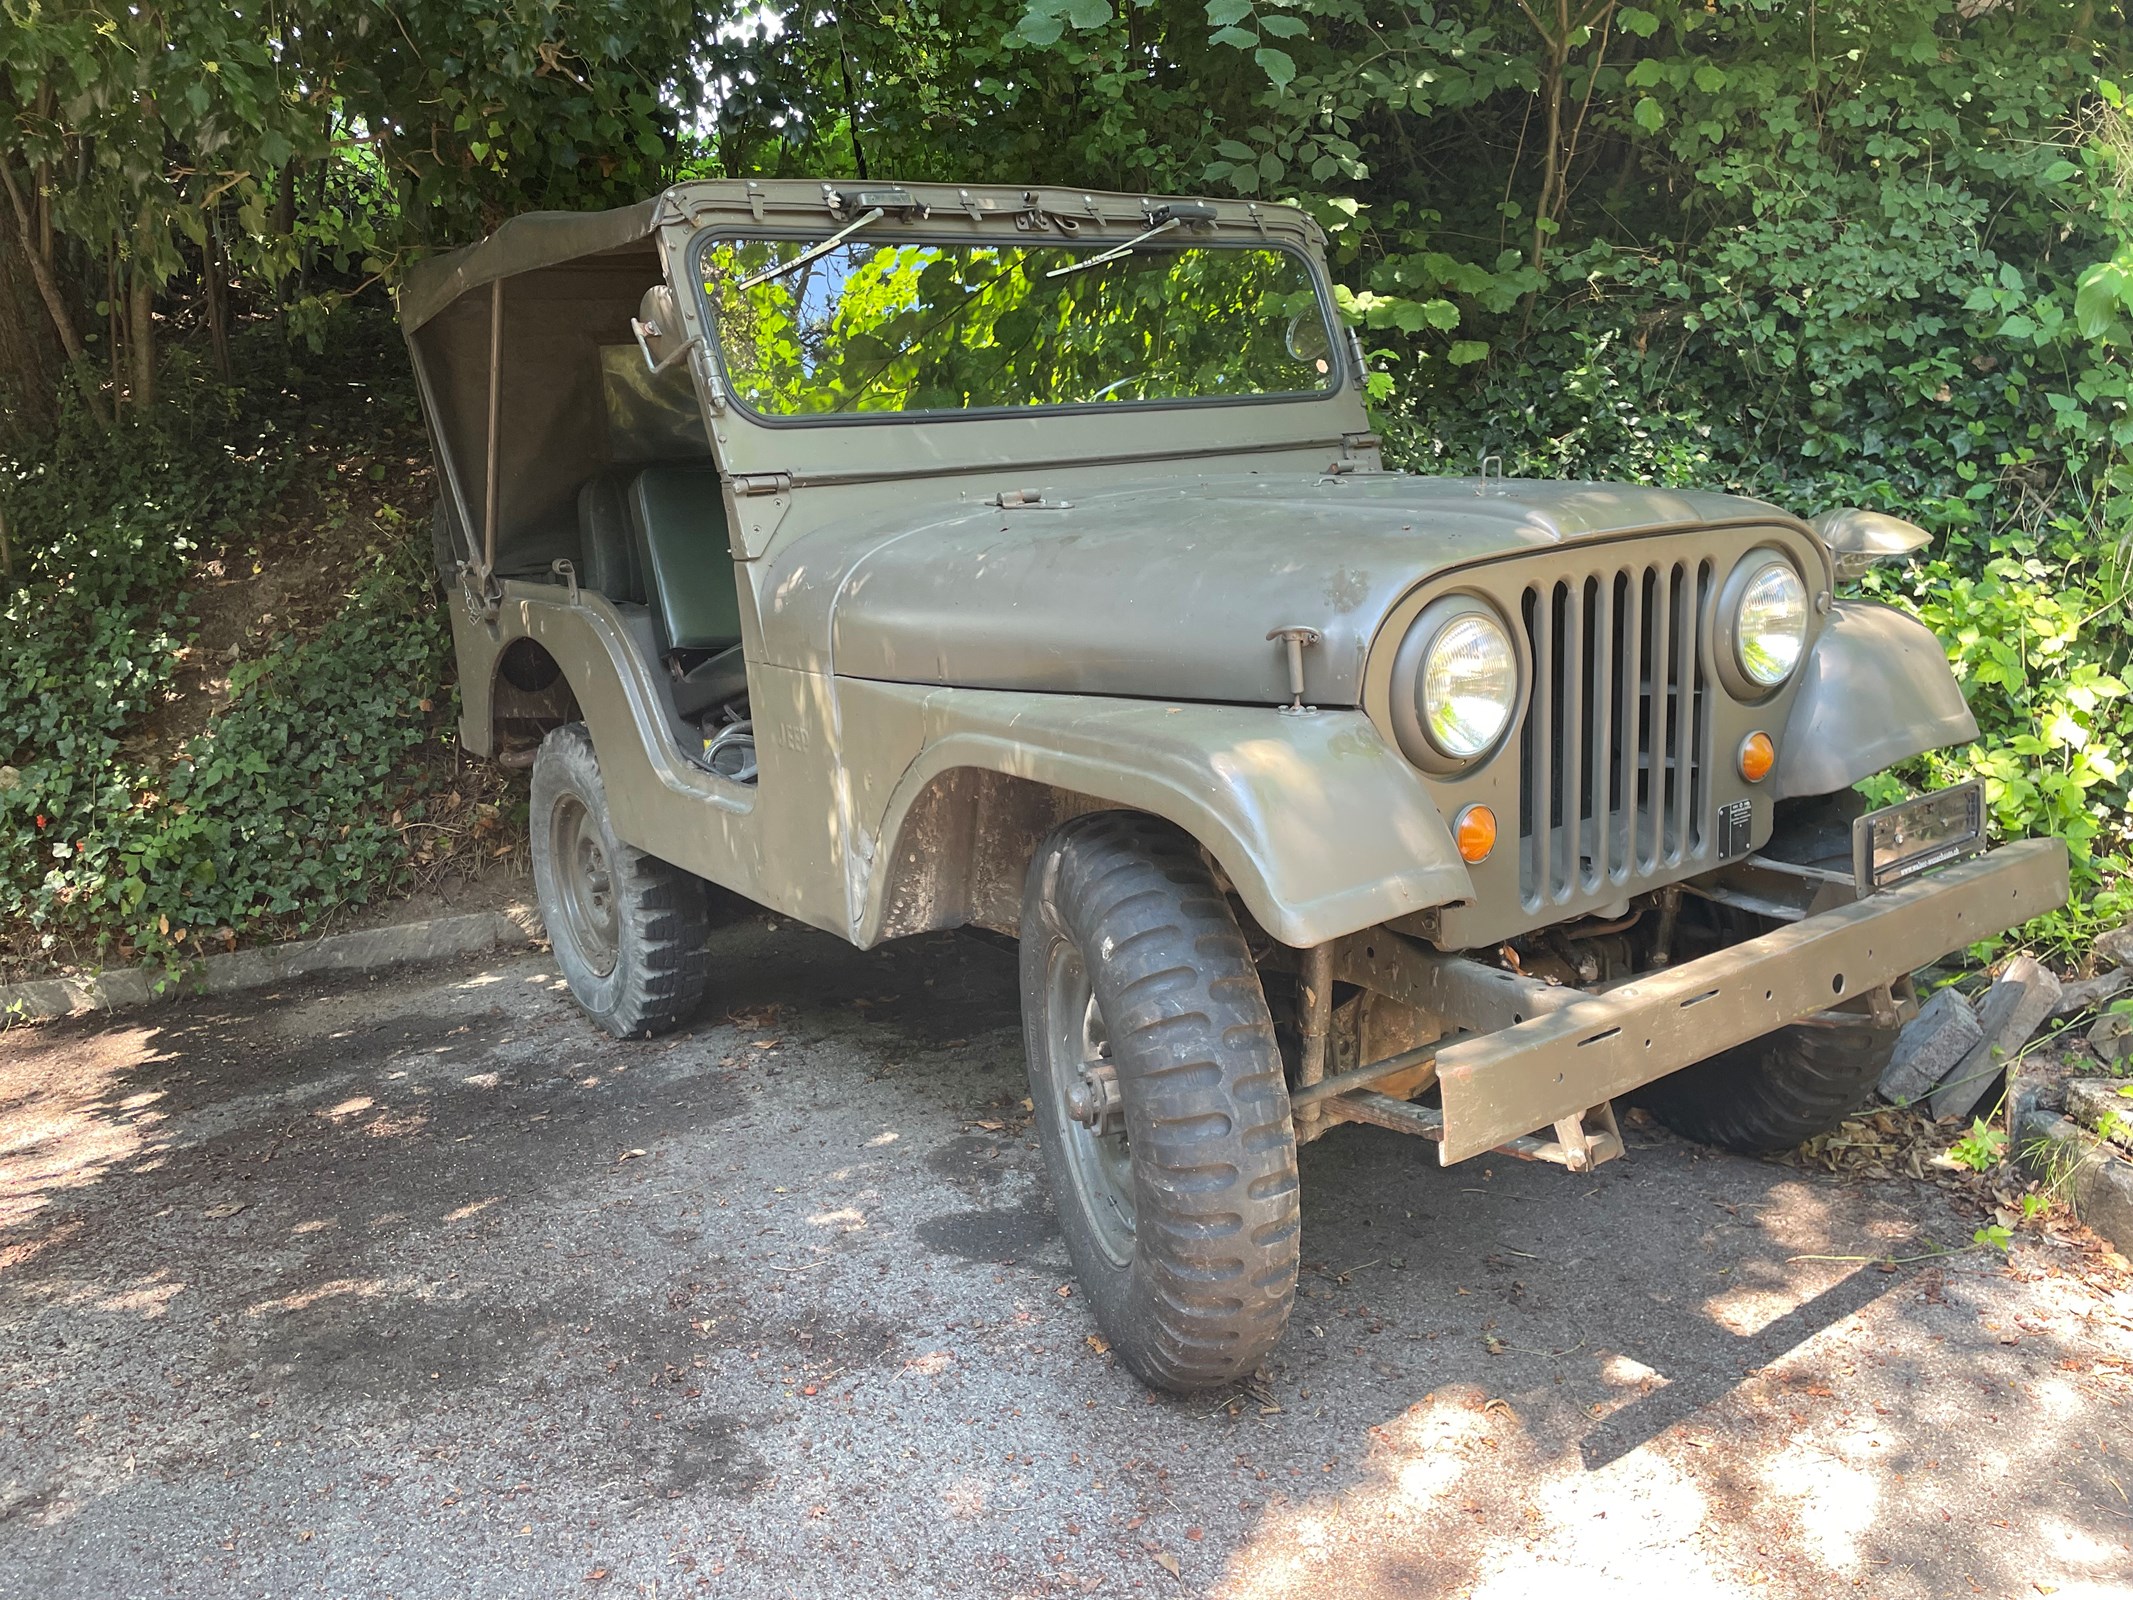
[{"xmin": 732, "ymin": 472, "xmax": 794, "ymax": 496}]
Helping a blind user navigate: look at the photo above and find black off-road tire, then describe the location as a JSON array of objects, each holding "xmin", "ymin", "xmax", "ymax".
[
  {"xmin": 530, "ymin": 724, "xmax": 710, "ymax": 1038},
  {"xmin": 1020, "ymin": 812, "xmax": 1300, "ymax": 1392},
  {"xmin": 1632, "ymin": 1017, "xmax": 1901, "ymax": 1154}
]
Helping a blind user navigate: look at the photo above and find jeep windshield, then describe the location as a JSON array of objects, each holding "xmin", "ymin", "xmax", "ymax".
[{"xmin": 695, "ymin": 234, "xmax": 1339, "ymax": 419}]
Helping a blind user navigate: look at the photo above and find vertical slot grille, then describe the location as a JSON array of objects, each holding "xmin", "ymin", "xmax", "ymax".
[{"xmin": 1519, "ymin": 559, "xmax": 1714, "ymax": 909}]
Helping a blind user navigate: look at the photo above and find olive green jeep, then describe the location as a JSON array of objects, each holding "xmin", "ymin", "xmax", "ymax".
[{"xmin": 400, "ymin": 179, "xmax": 2068, "ymax": 1393}]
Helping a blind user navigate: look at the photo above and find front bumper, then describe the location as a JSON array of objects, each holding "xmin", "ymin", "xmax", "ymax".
[{"xmin": 1426, "ymin": 837, "xmax": 2068, "ymax": 1162}]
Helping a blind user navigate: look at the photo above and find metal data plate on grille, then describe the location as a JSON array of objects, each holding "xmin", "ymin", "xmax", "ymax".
[{"xmin": 1851, "ymin": 779, "xmax": 1986, "ymax": 891}]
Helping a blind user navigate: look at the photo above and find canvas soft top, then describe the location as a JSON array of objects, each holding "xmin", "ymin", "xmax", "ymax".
[
  {"xmin": 397, "ymin": 181, "xmax": 1332, "ymax": 593},
  {"xmin": 398, "ymin": 197, "xmax": 663, "ymax": 334}
]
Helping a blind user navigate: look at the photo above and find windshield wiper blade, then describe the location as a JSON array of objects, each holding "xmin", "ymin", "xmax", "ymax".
[
  {"xmin": 1043, "ymin": 215, "xmax": 1183, "ymax": 280},
  {"xmin": 734, "ymin": 207, "xmax": 887, "ymax": 292}
]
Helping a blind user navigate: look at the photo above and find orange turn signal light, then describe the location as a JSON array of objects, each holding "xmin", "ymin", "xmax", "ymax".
[
  {"xmin": 1455, "ymin": 803, "xmax": 1498, "ymax": 864},
  {"xmin": 1739, "ymin": 730, "xmax": 1775, "ymax": 783}
]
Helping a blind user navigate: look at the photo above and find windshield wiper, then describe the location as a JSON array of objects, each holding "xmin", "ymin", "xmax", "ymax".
[
  {"xmin": 734, "ymin": 207, "xmax": 887, "ymax": 293},
  {"xmin": 1044, "ymin": 215, "xmax": 1181, "ymax": 281},
  {"xmin": 1043, "ymin": 200, "xmax": 1221, "ymax": 281}
]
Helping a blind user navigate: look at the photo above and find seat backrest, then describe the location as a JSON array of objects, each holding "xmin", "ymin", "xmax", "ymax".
[
  {"xmin": 575, "ymin": 468, "xmax": 643, "ymax": 603},
  {"xmin": 626, "ymin": 464, "xmax": 743, "ymax": 652}
]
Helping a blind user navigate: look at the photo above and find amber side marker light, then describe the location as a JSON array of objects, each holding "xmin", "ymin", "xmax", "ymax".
[
  {"xmin": 1739, "ymin": 731, "xmax": 1776, "ymax": 783},
  {"xmin": 1455, "ymin": 803, "xmax": 1498, "ymax": 864}
]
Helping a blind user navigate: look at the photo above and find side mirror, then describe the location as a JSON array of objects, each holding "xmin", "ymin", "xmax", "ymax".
[
  {"xmin": 1807, "ymin": 507, "xmax": 1932, "ymax": 581},
  {"xmin": 632, "ymin": 283, "xmax": 693, "ymax": 376}
]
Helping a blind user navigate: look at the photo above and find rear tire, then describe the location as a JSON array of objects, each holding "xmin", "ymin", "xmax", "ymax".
[
  {"xmin": 1633, "ymin": 1017, "xmax": 1900, "ymax": 1154},
  {"xmin": 530, "ymin": 724, "xmax": 710, "ymax": 1038},
  {"xmin": 1020, "ymin": 812, "xmax": 1300, "ymax": 1393}
]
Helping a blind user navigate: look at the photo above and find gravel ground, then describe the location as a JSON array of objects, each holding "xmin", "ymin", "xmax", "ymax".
[{"xmin": 2, "ymin": 903, "xmax": 2130, "ymax": 1599}]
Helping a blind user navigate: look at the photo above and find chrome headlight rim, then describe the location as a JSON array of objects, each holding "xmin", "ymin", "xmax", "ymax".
[
  {"xmin": 1717, "ymin": 548, "xmax": 1810, "ymax": 702},
  {"xmin": 1387, "ymin": 594, "xmax": 1524, "ymax": 774}
]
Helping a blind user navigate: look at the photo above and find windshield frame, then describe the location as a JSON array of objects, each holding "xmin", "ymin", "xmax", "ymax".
[{"xmin": 685, "ymin": 224, "xmax": 1351, "ymax": 430}]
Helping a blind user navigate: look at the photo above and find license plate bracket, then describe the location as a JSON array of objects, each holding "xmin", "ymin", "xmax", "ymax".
[{"xmin": 1851, "ymin": 779, "xmax": 1986, "ymax": 892}]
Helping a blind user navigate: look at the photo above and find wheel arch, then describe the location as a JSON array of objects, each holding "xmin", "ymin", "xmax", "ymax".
[
  {"xmin": 852, "ymin": 700, "xmax": 1474, "ymax": 951},
  {"xmin": 490, "ymin": 637, "xmax": 582, "ymax": 754}
]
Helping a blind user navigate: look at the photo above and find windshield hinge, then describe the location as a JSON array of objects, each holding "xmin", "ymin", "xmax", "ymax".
[{"xmin": 733, "ymin": 472, "xmax": 793, "ymax": 497}]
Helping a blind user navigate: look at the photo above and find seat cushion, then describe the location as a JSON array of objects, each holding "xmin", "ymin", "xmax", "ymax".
[{"xmin": 626, "ymin": 464, "xmax": 743, "ymax": 652}]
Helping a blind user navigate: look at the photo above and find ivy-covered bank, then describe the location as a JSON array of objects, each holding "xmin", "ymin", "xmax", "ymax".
[{"xmin": 0, "ymin": 316, "xmax": 496, "ymax": 974}]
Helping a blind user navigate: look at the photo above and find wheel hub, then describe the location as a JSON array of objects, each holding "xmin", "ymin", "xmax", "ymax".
[
  {"xmin": 1065, "ymin": 1061, "xmax": 1124, "ymax": 1135},
  {"xmin": 1043, "ymin": 942, "xmax": 1136, "ymax": 1269},
  {"xmin": 551, "ymin": 793, "xmax": 620, "ymax": 978}
]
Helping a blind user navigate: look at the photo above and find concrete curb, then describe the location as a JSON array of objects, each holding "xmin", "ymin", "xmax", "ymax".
[
  {"xmin": 2016, "ymin": 1107, "xmax": 2133, "ymax": 1257},
  {"xmin": 0, "ymin": 904, "xmax": 545, "ymax": 1025}
]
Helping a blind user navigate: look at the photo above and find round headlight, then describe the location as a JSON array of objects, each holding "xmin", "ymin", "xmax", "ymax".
[
  {"xmin": 1419, "ymin": 611, "xmax": 1517, "ymax": 758},
  {"xmin": 1734, "ymin": 559, "xmax": 1808, "ymax": 687}
]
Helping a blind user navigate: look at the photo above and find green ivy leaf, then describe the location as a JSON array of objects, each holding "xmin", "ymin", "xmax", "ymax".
[
  {"xmin": 1448, "ymin": 340, "xmax": 1490, "ymax": 365},
  {"xmin": 1255, "ymin": 45, "xmax": 1296, "ymax": 90},
  {"xmin": 1616, "ymin": 6, "xmax": 1660, "ymax": 37},
  {"xmin": 1017, "ymin": 9, "xmax": 1066, "ymax": 45},
  {"xmin": 2076, "ymin": 261, "xmax": 2130, "ymax": 341},
  {"xmin": 1632, "ymin": 96, "xmax": 1665, "ymax": 133},
  {"xmin": 1064, "ymin": 0, "xmax": 1113, "ymax": 29}
]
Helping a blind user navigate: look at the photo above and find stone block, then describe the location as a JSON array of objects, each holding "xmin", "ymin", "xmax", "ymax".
[{"xmin": 1880, "ymin": 986, "xmax": 1982, "ymax": 1107}]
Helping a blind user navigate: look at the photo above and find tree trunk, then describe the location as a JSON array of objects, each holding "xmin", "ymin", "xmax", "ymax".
[
  {"xmin": 203, "ymin": 225, "xmax": 230, "ymax": 381},
  {"xmin": 128, "ymin": 252, "xmax": 156, "ymax": 412},
  {"xmin": 0, "ymin": 154, "xmax": 108, "ymax": 428},
  {"xmin": 0, "ymin": 221, "xmax": 60, "ymax": 447},
  {"xmin": 108, "ymin": 247, "xmax": 124, "ymax": 407}
]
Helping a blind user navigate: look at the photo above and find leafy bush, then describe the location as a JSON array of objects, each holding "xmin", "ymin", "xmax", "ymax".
[{"xmin": 0, "ymin": 316, "xmax": 458, "ymax": 970}]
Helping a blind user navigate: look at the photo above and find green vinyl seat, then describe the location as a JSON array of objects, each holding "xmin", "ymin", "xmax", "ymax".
[
  {"xmin": 629, "ymin": 464, "xmax": 741, "ymax": 652},
  {"xmin": 574, "ymin": 463, "xmax": 741, "ymax": 654}
]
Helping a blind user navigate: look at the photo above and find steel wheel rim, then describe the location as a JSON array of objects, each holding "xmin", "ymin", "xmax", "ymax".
[
  {"xmin": 551, "ymin": 793, "xmax": 619, "ymax": 978},
  {"xmin": 1044, "ymin": 940, "xmax": 1136, "ymax": 1268}
]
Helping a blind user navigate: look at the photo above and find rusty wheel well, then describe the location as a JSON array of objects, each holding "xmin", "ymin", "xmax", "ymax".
[
  {"xmin": 491, "ymin": 638, "xmax": 581, "ymax": 752},
  {"xmin": 875, "ymin": 770, "xmax": 1171, "ymax": 941}
]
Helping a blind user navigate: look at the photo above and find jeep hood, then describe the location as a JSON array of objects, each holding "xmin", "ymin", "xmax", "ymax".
[{"xmin": 780, "ymin": 471, "xmax": 1798, "ymax": 707}]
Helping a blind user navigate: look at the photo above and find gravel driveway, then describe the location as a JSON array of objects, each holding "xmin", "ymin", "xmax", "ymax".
[{"xmin": 3, "ymin": 905, "xmax": 2129, "ymax": 1599}]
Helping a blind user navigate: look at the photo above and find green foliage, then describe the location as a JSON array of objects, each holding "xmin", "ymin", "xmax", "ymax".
[
  {"xmin": 0, "ymin": 316, "xmax": 453, "ymax": 968},
  {"xmin": 1949, "ymin": 1118, "xmax": 2008, "ymax": 1173}
]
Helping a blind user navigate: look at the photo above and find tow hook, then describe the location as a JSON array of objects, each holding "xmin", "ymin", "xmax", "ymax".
[{"xmin": 1066, "ymin": 1062, "xmax": 1124, "ymax": 1135}]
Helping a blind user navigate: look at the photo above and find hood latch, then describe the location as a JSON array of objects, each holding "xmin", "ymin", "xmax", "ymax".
[{"xmin": 1267, "ymin": 625, "xmax": 1323, "ymax": 715}]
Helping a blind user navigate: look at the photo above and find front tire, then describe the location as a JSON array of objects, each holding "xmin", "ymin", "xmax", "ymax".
[
  {"xmin": 1020, "ymin": 813, "xmax": 1300, "ymax": 1392},
  {"xmin": 1633, "ymin": 1016, "xmax": 1900, "ymax": 1154},
  {"xmin": 530, "ymin": 724, "xmax": 710, "ymax": 1038}
]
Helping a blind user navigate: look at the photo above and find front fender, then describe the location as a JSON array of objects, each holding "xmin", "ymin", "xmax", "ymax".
[
  {"xmin": 855, "ymin": 685, "xmax": 1471, "ymax": 949},
  {"xmin": 1770, "ymin": 601, "xmax": 1979, "ymax": 801}
]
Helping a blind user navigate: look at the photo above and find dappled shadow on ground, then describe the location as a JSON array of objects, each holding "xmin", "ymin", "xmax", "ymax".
[
  {"xmin": 1203, "ymin": 1126, "xmax": 2133, "ymax": 1599},
  {"xmin": 0, "ymin": 919, "xmax": 2127, "ymax": 1599}
]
